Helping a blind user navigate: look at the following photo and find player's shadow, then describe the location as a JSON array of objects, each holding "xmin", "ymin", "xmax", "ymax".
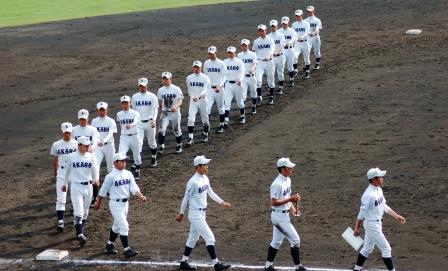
[
  {"xmin": 0, "ymin": 237, "xmax": 74, "ymax": 258},
  {"xmin": 0, "ymin": 225, "xmax": 54, "ymax": 241}
]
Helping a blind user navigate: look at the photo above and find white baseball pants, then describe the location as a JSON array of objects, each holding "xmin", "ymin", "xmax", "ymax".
[
  {"xmin": 109, "ymin": 200, "xmax": 130, "ymax": 236},
  {"xmin": 159, "ymin": 111, "xmax": 182, "ymax": 137},
  {"xmin": 188, "ymin": 98, "xmax": 209, "ymax": 126},
  {"xmin": 70, "ymin": 182, "xmax": 93, "ymax": 220},
  {"xmin": 284, "ymin": 47, "xmax": 296, "ymax": 72},
  {"xmin": 118, "ymin": 134, "xmax": 141, "ymax": 165},
  {"xmin": 256, "ymin": 60, "xmax": 275, "ymax": 88},
  {"xmin": 56, "ymin": 176, "xmax": 67, "ymax": 211},
  {"xmin": 94, "ymin": 142, "xmax": 115, "ymax": 173},
  {"xmin": 294, "ymin": 40, "xmax": 311, "ymax": 65},
  {"xmin": 273, "ymin": 54, "xmax": 286, "ymax": 81},
  {"xmin": 206, "ymin": 87, "xmax": 225, "ymax": 115},
  {"xmin": 270, "ymin": 211, "xmax": 300, "ymax": 249},
  {"xmin": 138, "ymin": 121, "xmax": 157, "ymax": 150},
  {"xmin": 308, "ymin": 35, "xmax": 321, "ymax": 58},
  {"xmin": 242, "ymin": 75, "xmax": 257, "ymax": 100},
  {"xmin": 224, "ymin": 82, "xmax": 245, "ymax": 110},
  {"xmin": 186, "ymin": 210, "xmax": 216, "ymax": 247},
  {"xmin": 360, "ymin": 220, "xmax": 392, "ymax": 258}
]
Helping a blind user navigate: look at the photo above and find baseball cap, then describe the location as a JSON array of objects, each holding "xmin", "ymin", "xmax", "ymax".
[
  {"xmin": 270, "ymin": 20, "xmax": 278, "ymax": 27},
  {"xmin": 281, "ymin": 16, "xmax": 290, "ymax": 24},
  {"xmin": 227, "ymin": 46, "xmax": 236, "ymax": 53},
  {"xmin": 306, "ymin": 5, "xmax": 315, "ymax": 12},
  {"xmin": 208, "ymin": 46, "xmax": 217, "ymax": 54},
  {"xmin": 194, "ymin": 155, "xmax": 212, "ymax": 166},
  {"xmin": 78, "ymin": 109, "xmax": 89, "ymax": 119},
  {"xmin": 241, "ymin": 39, "xmax": 250, "ymax": 45},
  {"xmin": 295, "ymin": 9, "xmax": 303, "ymax": 16},
  {"xmin": 61, "ymin": 122, "xmax": 73, "ymax": 133},
  {"xmin": 192, "ymin": 60, "xmax": 202, "ymax": 67},
  {"xmin": 138, "ymin": 77, "xmax": 148, "ymax": 86},
  {"xmin": 367, "ymin": 167, "xmax": 387, "ymax": 180},
  {"xmin": 120, "ymin": 95, "xmax": 131, "ymax": 103},
  {"xmin": 77, "ymin": 136, "xmax": 91, "ymax": 146},
  {"xmin": 162, "ymin": 71, "xmax": 172, "ymax": 79},
  {"xmin": 96, "ymin": 101, "xmax": 108, "ymax": 110},
  {"xmin": 112, "ymin": 152, "xmax": 127, "ymax": 162},
  {"xmin": 277, "ymin": 157, "xmax": 296, "ymax": 168},
  {"xmin": 258, "ymin": 24, "xmax": 267, "ymax": 31}
]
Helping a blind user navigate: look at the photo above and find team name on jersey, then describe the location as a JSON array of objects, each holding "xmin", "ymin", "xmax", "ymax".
[
  {"xmin": 295, "ymin": 28, "xmax": 305, "ymax": 32},
  {"xmin": 190, "ymin": 82, "xmax": 204, "ymax": 87},
  {"xmin": 282, "ymin": 187, "xmax": 291, "ymax": 196},
  {"xmin": 120, "ymin": 119, "xmax": 134, "ymax": 124},
  {"xmin": 161, "ymin": 94, "xmax": 177, "ymax": 99},
  {"xmin": 206, "ymin": 67, "xmax": 221, "ymax": 73},
  {"xmin": 284, "ymin": 35, "xmax": 292, "ymax": 40},
  {"xmin": 56, "ymin": 148, "xmax": 77, "ymax": 155},
  {"xmin": 115, "ymin": 178, "xmax": 131, "ymax": 187},
  {"xmin": 96, "ymin": 127, "xmax": 110, "ymax": 132},
  {"xmin": 72, "ymin": 161, "xmax": 92, "ymax": 168},
  {"xmin": 227, "ymin": 65, "xmax": 240, "ymax": 71},
  {"xmin": 310, "ymin": 23, "xmax": 317, "ymax": 28},
  {"xmin": 374, "ymin": 196, "xmax": 384, "ymax": 206},
  {"xmin": 258, "ymin": 44, "xmax": 271, "ymax": 49},
  {"xmin": 274, "ymin": 39, "xmax": 281, "ymax": 44},
  {"xmin": 74, "ymin": 135, "xmax": 93, "ymax": 141},
  {"xmin": 242, "ymin": 59, "xmax": 253, "ymax": 64},
  {"xmin": 135, "ymin": 101, "xmax": 152, "ymax": 106},
  {"xmin": 198, "ymin": 184, "xmax": 209, "ymax": 193}
]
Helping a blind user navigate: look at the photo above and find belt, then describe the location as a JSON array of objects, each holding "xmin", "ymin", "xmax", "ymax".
[
  {"xmin": 227, "ymin": 80, "xmax": 236, "ymax": 84},
  {"xmin": 141, "ymin": 119, "xmax": 153, "ymax": 123},
  {"xmin": 284, "ymin": 45, "xmax": 294, "ymax": 49},
  {"xmin": 298, "ymin": 39, "xmax": 308, "ymax": 42},
  {"xmin": 78, "ymin": 181, "xmax": 92, "ymax": 185},
  {"xmin": 245, "ymin": 74, "xmax": 254, "ymax": 77},
  {"xmin": 273, "ymin": 53, "xmax": 283, "ymax": 57},
  {"xmin": 259, "ymin": 59, "xmax": 272, "ymax": 61},
  {"xmin": 60, "ymin": 166, "xmax": 65, "ymax": 169},
  {"xmin": 115, "ymin": 198, "xmax": 128, "ymax": 202},
  {"xmin": 211, "ymin": 85, "xmax": 217, "ymax": 88},
  {"xmin": 272, "ymin": 209, "xmax": 289, "ymax": 213},
  {"xmin": 126, "ymin": 133, "xmax": 135, "ymax": 136},
  {"xmin": 198, "ymin": 208, "xmax": 207, "ymax": 211}
]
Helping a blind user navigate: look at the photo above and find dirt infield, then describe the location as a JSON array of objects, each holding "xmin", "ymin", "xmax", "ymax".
[{"xmin": 0, "ymin": 0, "xmax": 447, "ymax": 270}]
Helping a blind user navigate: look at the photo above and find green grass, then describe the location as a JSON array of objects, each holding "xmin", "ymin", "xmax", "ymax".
[{"xmin": 0, "ymin": 0, "xmax": 251, "ymax": 28}]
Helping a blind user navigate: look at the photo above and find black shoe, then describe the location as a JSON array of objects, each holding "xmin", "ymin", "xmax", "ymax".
[
  {"xmin": 106, "ymin": 243, "xmax": 118, "ymax": 254},
  {"xmin": 216, "ymin": 126, "xmax": 224, "ymax": 134},
  {"xmin": 289, "ymin": 79, "xmax": 294, "ymax": 87},
  {"xmin": 180, "ymin": 261, "xmax": 197, "ymax": 270},
  {"xmin": 133, "ymin": 170, "xmax": 140, "ymax": 180},
  {"xmin": 158, "ymin": 145, "xmax": 165, "ymax": 154},
  {"xmin": 123, "ymin": 248, "xmax": 138, "ymax": 258},
  {"xmin": 278, "ymin": 87, "xmax": 284, "ymax": 95},
  {"xmin": 257, "ymin": 96, "xmax": 263, "ymax": 105},
  {"xmin": 264, "ymin": 266, "xmax": 276, "ymax": 271},
  {"xmin": 295, "ymin": 266, "xmax": 307, "ymax": 271},
  {"xmin": 57, "ymin": 221, "xmax": 64, "ymax": 233},
  {"xmin": 268, "ymin": 97, "xmax": 274, "ymax": 105},
  {"xmin": 150, "ymin": 157, "xmax": 157, "ymax": 167},
  {"xmin": 130, "ymin": 164, "xmax": 136, "ymax": 171},
  {"xmin": 176, "ymin": 145, "xmax": 183, "ymax": 154},
  {"xmin": 304, "ymin": 72, "xmax": 310, "ymax": 79},
  {"xmin": 251, "ymin": 106, "xmax": 256, "ymax": 115},
  {"xmin": 202, "ymin": 132, "xmax": 209, "ymax": 143},
  {"xmin": 293, "ymin": 70, "xmax": 298, "ymax": 78},
  {"xmin": 239, "ymin": 116, "xmax": 246, "ymax": 124},
  {"xmin": 214, "ymin": 262, "xmax": 231, "ymax": 271},
  {"xmin": 78, "ymin": 234, "xmax": 86, "ymax": 247},
  {"xmin": 314, "ymin": 64, "xmax": 320, "ymax": 70},
  {"xmin": 186, "ymin": 138, "xmax": 194, "ymax": 146}
]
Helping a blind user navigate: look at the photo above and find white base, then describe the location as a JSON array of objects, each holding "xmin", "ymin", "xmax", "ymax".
[
  {"xmin": 406, "ymin": 29, "xmax": 422, "ymax": 35},
  {"xmin": 342, "ymin": 227, "xmax": 364, "ymax": 251},
  {"xmin": 36, "ymin": 249, "xmax": 68, "ymax": 261}
]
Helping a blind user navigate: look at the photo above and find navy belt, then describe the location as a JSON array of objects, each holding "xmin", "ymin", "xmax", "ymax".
[
  {"xmin": 198, "ymin": 208, "xmax": 207, "ymax": 211},
  {"xmin": 60, "ymin": 166, "xmax": 64, "ymax": 169},
  {"xmin": 298, "ymin": 40, "xmax": 307, "ymax": 42},
  {"xmin": 259, "ymin": 59, "xmax": 272, "ymax": 61},
  {"xmin": 284, "ymin": 45, "xmax": 294, "ymax": 49},
  {"xmin": 141, "ymin": 120, "xmax": 149, "ymax": 123},
  {"xmin": 78, "ymin": 181, "xmax": 92, "ymax": 185},
  {"xmin": 273, "ymin": 53, "xmax": 283, "ymax": 57},
  {"xmin": 115, "ymin": 198, "xmax": 128, "ymax": 202},
  {"xmin": 245, "ymin": 74, "xmax": 254, "ymax": 77},
  {"xmin": 272, "ymin": 209, "xmax": 289, "ymax": 213},
  {"xmin": 211, "ymin": 85, "xmax": 217, "ymax": 88},
  {"xmin": 126, "ymin": 134, "xmax": 135, "ymax": 136},
  {"xmin": 227, "ymin": 80, "xmax": 236, "ymax": 84}
]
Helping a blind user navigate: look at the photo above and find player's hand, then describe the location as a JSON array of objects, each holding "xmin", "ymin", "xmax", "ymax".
[
  {"xmin": 141, "ymin": 195, "xmax": 147, "ymax": 202},
  {"xmin": 175, "ymin": 213, "xmax": 184, "ymax": 222},
  {"xmin": 396, "ymin": 215, "xmax": 406, "ymax": 224},
  {"xmin": 94, "ymin": 201, "xmax": 101, "ymax": 210},
  {"xmin": 214, "ymin": 86, "xmax": 221, "ymax": 93},
  {"xmin": 170, "ymin": 107, "xmax": 176, "ymax": 112},
  {"xmin": 126, "ymin": 124, "xmax": 131, "ymax": 129},
  {"xmin": 222, "ymin": 202, "xmax": 231, "ymax": 208},
  {"xmin": 61, "ymin": 185, "xmax": 67, "ymax": 192},
  {"xmin": 354, "ymin": 225, "xmax": 361, "ymax": 236},
  {"xmin": 237, "ymin": 80, "xmax": 241, "ymax": 86},
  {"xmin": 192, "ymin": 97, "xmax": 198, "ymax": 102},
  {"xmin": 150, "ymin": 121, "xmax": 156, "ymax": 128},
  {"xmin": 290, "ymin": 193, "xmax": 300, "ymax": 203}
]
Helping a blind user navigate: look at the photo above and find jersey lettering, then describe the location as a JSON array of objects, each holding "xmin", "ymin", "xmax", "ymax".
[
  {"xmin": 74, "ymin": 135, "xmax": 93, "ymax": 141},
  {"xmin": 56, "ymin": 148, "xmax": 77, "ymax": 155},
  {"xmin": 258, "ymin": 44, "xmax": 271, "ymax": 49},
  {"xmin": 134, "ymin": 101, "xmax": 152, "ymax": 106},
  {"xmin": 96, "ymin": 127, "xmax": 110, "ymax": 132},
  {"xmin": 119, "ymin": 119, "xmax": 134, "ymax": 124},
  {"xmin": 274, "ymin": 39, "xmax": 281, "ymax": 44},
  {"xmin": 310, "ymin": 23, "xmax": 317, "ymax": 28},
  {"xmin": 72, "ymin": 161, "xmax": 92, "ymax": 168},
  {"xmin": 374, "ymin": 196, "xmax": 384, "ymax": 206},
  {"xmin": 282, "ymin": 187, "xmax": 291, "ymax": 196},
  {"xmin": 242, "ymin": 59, "xmax": 253, "ymax": 64},
  {"xmin": 226, "ymin": 65, "xmax": 240, "ymax": 71},
  {"xmin": 198, "ymin": 184, "xmax": 209, "ymax": 193},
  {"xmin": 206, "ymin": 67, "xmax": 221, "ymax": 73},
  {"xmin": 295, "ymin": 28, "xmax": 305, "ymax": 32},
  {"xmin": 115, "ymin": 178, "xmax": 131, "ymax": 187},
  {"xmin": 190, "ymin": 82, "xmax": 204, "ymax": 87}
]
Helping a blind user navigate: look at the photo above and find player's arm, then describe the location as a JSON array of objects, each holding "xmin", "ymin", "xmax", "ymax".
[
  {"xmin": 218, "ymin": 61, "xmax": 228, "ymax": 88},
  {"xmin": 251, "ymin": 54, "xmax": 257, "ymax": 74},
  {"xmin": 237, "ymin": 60, "xmax": 245, "ymax": 84},
  {"xmin": 52, "ymin": 156, "xmax": 58, "ymax": 178},
  {"xmin": 199, "ymin": 77, "xmax": 210, "ymax": 98},
  {"xmin": 386, "ymin": 206, "xmax": 406, "ymax": 224},
  {"xmin": 149, "ymin": 96, "xmax": 159, "ymax": 127},
  {"xmin": 207, "ymin": 184, "xmax": 230, "ymax": 208},
  {"xmin": 91, "ymin": 155, "xmax": 100, "ymax": 185},
  {"xmin": 130, "ymin": 175, "xmax": 147, "ymax": 202},
  {"xmin": 176, "ymin": 182, "xmax": 193, "ymax": 222},
  {"xmin": 95, "ymin": 175, "xmax": 112, "ymax": 209},
  {"xmin": 62, "ymin": 156, "xmax": 72, "ymax": 191},
  {"xmin": 354, "ymin": 196, "xmax": 369, "ymax": 235}
]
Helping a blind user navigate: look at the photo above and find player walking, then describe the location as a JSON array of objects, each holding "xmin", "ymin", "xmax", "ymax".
[
  {"xmin": 62, "ymin": 136, "xmax": 99, "ymax": 247},
  {"xmin": 352, "ymin": 168, "xmax": 406, "ymax": 271},
  {"xmin": 157, "ymin": 72, "xmax": 184, "ymax": 154},
  {"xmin": 264, "ymin": 158, "xmax": 307, "ymax": 271},
  {"xmin": 175, "ymin": 155, "xmax": 231, "ymax": 271},
  {"xmin": 305, "ymin": 6, "xmax": 323, "ymax": 70},
  {"xmin": 292, "ymin": 10, "xmax": 311, "ymax": 79},
  {"xmin": 117, "ymin": 95, "xmax": 142, "ymax": 180},
  {"xmin": 237, "ymin": 39, "xmax": 258, "ymax": 114},
  {"xmin": 94, "ymin": 152, "xmax": 147, "ymax": 259},
  {"xmin": 268, "ymin": 20, "xmax": 287, "ymax": 91},
  {"xmin": 278, "ymin": 16, "xmax": 299, "ymax": 84},
  {"xmin": 186, "ymin": 61, "xmax": 211, "ymax": 145},
  {"xmin": 253, "ymin": 24, "xmax": 276, "ymax": 105},
  {"xmin": 131, "ymin": 77, "xmax": 159, "ymax": 167},
  {"xmin": 50, "ymin": 122, "xmax": 77, "ymax": 232},
  {"xmin": 223, "ymin": 46, "xmax": 246, "ymax": 125}
]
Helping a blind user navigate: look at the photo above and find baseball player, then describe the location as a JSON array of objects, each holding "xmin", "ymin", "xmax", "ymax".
[
  {"xmin": 292, "ymin": 10, "xmax": 311, "ymax": 79},
  {"xmin": 131, "ymin": 77, "xmax": 159, "ymax": 167},
  {"xmin": 94, "ymin": 152, "xmax": 147, "ymax": 259},
  {"xmin": 237, "ymin": 39, "xmax": 258, "ymax": 114},
  {"xmin": 203, "ymin": 46, "xmax": 227, "ymax": 134},
  {"xmin": 61, "ymin": 136, "xmax": 99, "ymax": 247},
  {"xmin": 253, "ymin": 24, "xmax": 276, "ymax": 105},
  {"xmin": 50, "ymin": 122, "xmax": 78, "ymax": 232},
  {"xmin": 223, "ymin": 46, "xmax": 246, "ymax": 125},
  {"xmin": 186, "ymin": 61, "xmax": 211, "ymax": 145},
  {"xmin": 72, "ymin": 109, "xmax": 100, "ymax": 206},
  {"xmin": 268, "ymin": 20, "xmax": 287, "ymax": 91},
  {"xmin": 352, "ymin": 167, "xmax": 406, "ymax": 271},
  {"xmin": 116, "ymin": 95, "xmax": 142, "ymax": 180},
  {"xmin": 305, "ymin": 6, "xmax": 323, "ymax": 70},
  {"xmin": 91, "ymin": 102, "xmax": 117, "ymax": 174},
  {"xmin": 264, "ymin": 158, "xmax": 307, "ymax": 271},
  {"xmin": 175, "ymin": 155, "xmax": 231, "ymax": 271},
  {"xmin": 278, "ymin": 16, "xmax": 299, "ymax": 83},
  {"xmin": 157, "ymin": 72, "xmax": 184, "ymax": 154}
]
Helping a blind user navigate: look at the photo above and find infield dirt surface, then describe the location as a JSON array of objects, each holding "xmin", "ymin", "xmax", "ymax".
[{"xmin": 0, "ymin": 0, "xmax": 447, "ymax": 270}]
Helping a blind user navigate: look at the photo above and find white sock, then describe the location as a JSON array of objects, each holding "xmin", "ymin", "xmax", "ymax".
[
  {"xmin": 182, "ymin": 255, "xmax": 189, "ymax": 262},
  {"xmin": 124, "ymin": 247, "xmax": 130, "ymax": 251},
  {"xmin": 265, "ymin": 261, "xmax": 273, "ymax": 268},
  {"xmin": 107, "ymin": 241, "xmax": 113, "ymax": 245},
  {"xmin": 354, "ymin": 265, "xmax": 362, "ymax": 271},
  {"xmin": 212, "ymin": 258, "xmax": 219, "ymax": 264},
  {"xmin": 58, "ymin": 220, "xmax": 63, "ymax": 223}
]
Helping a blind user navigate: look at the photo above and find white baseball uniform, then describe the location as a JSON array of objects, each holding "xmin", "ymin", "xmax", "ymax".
[
  {"xmin": 117, "ymin": 109, "xmax": 141, "ymax": 166},
  {"xmin": 180, "ymin": 172, "xmax": 224, "ymax": 247},
  {"xmin": 278, "ymin": 27, "xmax": 298, "ymax": 73},
  {"xmin": 186, "ymin": 73, "xmax": 210, "ymax": 127},
  {"xmin": 50, "ymin": 138, "xmax": 77, "ymax": 211},
  {"xmin": 304, "ymin": 16, "xmax": 322, "ymax": 58},
  {"xmin": 91, "ymin": 116, "xmax": 117, "ymax": 173},
  {"xmin": 252, "ymin": 36, "xmax": 275, "ymax": 89},
  {"xmin": 223, "ymin": 57, "xmax": 245, "ymax": 111},
  {"xmin": 269, "ymin": 174, "xmax": 300, "ymax": 249},
  {"xmin": 99, "ymin": 168, "xmax": 141, "ymax": 236},
  {"xmin": 268, "ymin": 31, "xmax": 286, "ymax": 82},
  {"xmin": 203, "ymin": 58, "xmax": 227, "ymax": 115},
  {"xmin": 72, "ymin": 125, "xmax": 100, "ymax": 150},
  {"xmin": 357, "ymin": 184, "xmax": 392, "ymax": 258},
  {"xmin": 237, "ymin": 50, "xmax": 258, "ymax": 100},
  {"xmin": 131, "ymin": 91, "xmax": 159, "ymax": 151},
  {"xmin": 291, "ymin": 20, "xmax": 311, "ymax": 66},
  {"xmin": 157, "ymin": 83, "xmax": 184, "ymax": 138}
]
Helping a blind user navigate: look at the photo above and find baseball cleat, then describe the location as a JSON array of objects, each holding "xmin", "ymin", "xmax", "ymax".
[
  {"xmin": 314, "ymin": 64, "xmax": 320, "ymax": 70},
  {"xmin": 133, "ymin": 170, "xmax": 140, "ymax": 180},
  {"xmin": 257, "ymin": 96, "xmax": 263, "ymax": 105},
  {"xmin": 130, "ymin": 164, "xmax": 136, "ymax": 171},
  {"xmin": 106, "ymin": 243, "xmax": 118, "ymax": 255},
  {"xmin": 278, "ymin": 87, "xmax": 284, "ymax": 95},
  {"xmin": 150, "ymin": 158, "xmax": 157, "ymax": 167},
  {"xmin": 293, "ymin": 70, "xmax": 298, "ymax": 78},
  {"xmin": 264, "ymin": 266, "xmax": 276, "ymax": 271},
  {"xmin": 186, "ymin": 138, "xmax": 194, "ymax": 146},
  {"xmin": 214, "ymin": 261, "xmax": 231, "ymax": 271},
  {"xmin": 304, "ymin": 72, "xmax": 310, "ymax": 79},
  {"xmin": 251, "ymin": 106, "xmax": 257, "ymax": 115},
  {"xmin": 239, "ymin": 116, "xmax": 246, "ymax": 124},
  {"xmin": 268, "ymin": 97, "xmax": 274, "ymax": 105},
  {"xmin": 223, "ymin": 121, "xmax": 229, "ymax": 128},
  {"xmin": 216, "ymin": 126, "xmax": 224, "ymax": 134},
  {"xmin": 123, "ymin": 248, "xmax": 138, "ymax": 258},
  {"xmin": 158, "ymin": 145, "xmax": 165, "ymax": 154},
  {"xmin": 78, "ymin": 234, "xmax": 86, "ymax": 247},
  {"xmin": 176, "ymin": 145, "xmax": 183, "ymax": 154},
  {"xmin": 289, "ymin": 79, "xmax": 294, "ymax": 87},
  {"xmin": 57, "ymin": 221, "xmax": 64, "ymax": 233},
  {"xmin": 180, "ymin": 261, "xmax": 197, "ymax": 270},
  {"xmin": 202, "ymin": 132, "xmax": 209, "ymax": 143}
]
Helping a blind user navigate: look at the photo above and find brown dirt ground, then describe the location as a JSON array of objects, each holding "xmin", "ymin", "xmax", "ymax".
[{"xmin": 0, "ymin": 0, "xmax": 447, "ymax": 270}]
